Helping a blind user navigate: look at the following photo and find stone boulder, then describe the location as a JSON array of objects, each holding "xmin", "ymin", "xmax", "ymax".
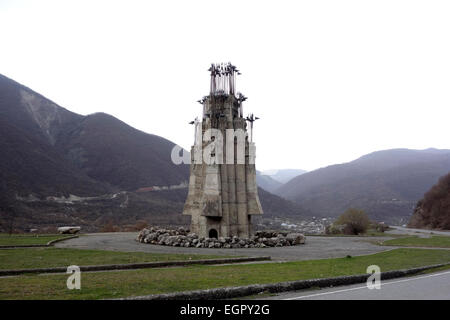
[
  {"xmin": 57, "ymin": 226, "xmax": 81, "ymax": 234},
  {"xmin": 286, "ymin": 233, "xmax": 306, "ymax": 245},
  {"xmin": 135, "ymin": 226, "xmax": 306, "ymax": 249}
]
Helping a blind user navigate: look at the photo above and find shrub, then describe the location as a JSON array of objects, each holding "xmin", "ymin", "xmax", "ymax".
[
  {"xmin": 134, "ymin": 220, "xmax": 149, "ymax": 230},
  {"xmin": 100, "ymin": 221, "xmax": 120, "ymax": 232},
  {"xmin": 325, "ymin": 224, "xmax": 345, "ymax": 235},
  {"xmin": 371, "ymin": 222, "xmax": 389, "ymax": 233},
  {"xmin": 333, "ymin": 208, "xmax": 371, "ymax": 235}
]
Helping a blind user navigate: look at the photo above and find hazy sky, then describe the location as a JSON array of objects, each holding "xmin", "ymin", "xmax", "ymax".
[{"xmin": 1, "ymin": 0, "xmax": 449, "ymax": 171}]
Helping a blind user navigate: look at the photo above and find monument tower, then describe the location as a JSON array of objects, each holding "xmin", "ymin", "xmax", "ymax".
[{"xmin": 183, "ymin": 63, "xmax": 263, "ymax": 239}]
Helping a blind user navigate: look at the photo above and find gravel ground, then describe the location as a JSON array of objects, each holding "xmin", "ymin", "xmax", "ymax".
[{"xmin": 55, "ymin": 232, "xmax": 396, "ymax": 261}]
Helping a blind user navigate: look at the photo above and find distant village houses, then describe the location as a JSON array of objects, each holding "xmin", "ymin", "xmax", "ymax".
[{"xmin": 135, "ymin": 181, "xmax": 188, "ymax": 193}]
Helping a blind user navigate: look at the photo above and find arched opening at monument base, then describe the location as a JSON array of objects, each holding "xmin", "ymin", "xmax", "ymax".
[{"xmin": 209, "ymin": 229, "xmax": 218, "ymax": 239}]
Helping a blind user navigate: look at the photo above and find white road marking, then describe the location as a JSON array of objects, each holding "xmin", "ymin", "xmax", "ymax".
[{"xmin": 284, "ymin": 270, "xmax": 450, "ymax": 300}]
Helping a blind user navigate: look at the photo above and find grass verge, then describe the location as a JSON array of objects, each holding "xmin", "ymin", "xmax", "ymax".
[
  {"xmin": 0, "ymin": 248, "xmax": 449, "ymax": 299},
  {"xmin": 311, "ymin": 229, "xmax": 401, "ymax": 237},
  {"xmin": 0, "ymin": 247, "xmax": 227, "ymax": 270},
  {"xmin": 382, "ymin": 236, "xmax": 450, "ymax": 248},
  {"xmin": 0, "ymin": 234, "xmax": 71, "ymax": 246}
]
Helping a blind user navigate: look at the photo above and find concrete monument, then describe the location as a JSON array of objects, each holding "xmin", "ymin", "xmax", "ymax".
[{"xmin": 183, "ymin": 63, "xmax": 263, "ymax": 238}]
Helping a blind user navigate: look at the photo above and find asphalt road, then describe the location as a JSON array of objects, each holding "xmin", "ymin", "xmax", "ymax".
[
  {"xmin": 387, "ymin": 226, "xmax": 450, "ymax": 237},
  {"xmin": 56, "ymin": 232, "xmax": 395, "ymax": 261},
  {"xmin": 267, "ymin": 270, "xmax": 450, "ymax": 300}
]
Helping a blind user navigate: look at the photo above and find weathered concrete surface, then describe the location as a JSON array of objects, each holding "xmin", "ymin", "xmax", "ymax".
[
  {"xmin": 183, "ymin": 66, "xmax": 263, "ymax": 239},
  {"xmin": 56, "ymin": 232, "xmax": 396, "ymax": 261}
]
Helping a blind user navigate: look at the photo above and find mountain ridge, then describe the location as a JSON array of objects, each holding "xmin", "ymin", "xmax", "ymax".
[
  {"xmin": 275, "ymin": 148, "xmax": 450, "ymax": 223},
  {"xmin": 261, "ymin": 168, "xmax": 307, "ymax": 184},
  {"xmin": 0, "ymin": 73, "xmax": 307, "ymax": 231}
]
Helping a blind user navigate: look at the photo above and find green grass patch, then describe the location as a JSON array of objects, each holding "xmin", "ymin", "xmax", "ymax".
[
  {"xmin": 312, "ymin": 232, "xmax": 392, "ymax": 237},
  {"xmin": 382, "ymin": 236, "xmax": 450, "ymax": 248},
  {"xmin": 0, "ymin": 234, "xmax": 70, "ymax": 246},
  {"xmin": 0, "ymin": 247, "xmax": 227, "ymax": 270},
  {"xmin": 1, "ymin": 248, "xmax": 449, "ymax": 300},
  {"xmin": 313, "ymin": 228, "xmax": 399, "ymax": 238}
]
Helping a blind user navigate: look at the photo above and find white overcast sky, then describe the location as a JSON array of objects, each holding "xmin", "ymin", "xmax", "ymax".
[{"xmin": 1, "ymin": 0, "xmax": 449, "ymax": 171}]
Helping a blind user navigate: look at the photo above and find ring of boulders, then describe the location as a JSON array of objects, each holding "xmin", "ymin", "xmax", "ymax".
[{"xmin": 136, "ymin": 227, "xmax": 306, "ymax": 248}]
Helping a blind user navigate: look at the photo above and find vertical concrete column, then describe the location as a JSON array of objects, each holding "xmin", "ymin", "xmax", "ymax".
[{"xmin": 236, "ymin": 162, "xmax": 248, "ymax": 237}]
